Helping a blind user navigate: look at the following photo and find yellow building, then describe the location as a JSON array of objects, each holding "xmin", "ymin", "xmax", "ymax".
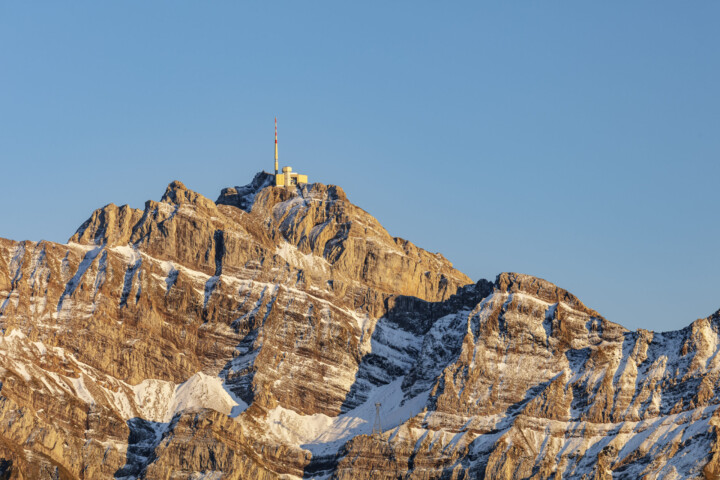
[
  {"xmin": 275, "ymin": 167, "xmax": 308, "ymax": 187},
  {"xmin": 273, "ymin": 119, "xmax": 308, "ymax": 187}
]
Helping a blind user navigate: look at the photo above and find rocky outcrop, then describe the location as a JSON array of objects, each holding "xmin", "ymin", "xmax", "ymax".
[
  {"xmin": 0, "ymin": 173, "xmax": 719, "ymax": 479},
  {"xmin": 71, "ymin": 204, "xmax": 144, "ymax": 247},
  {"xmin": 337, "ymin": 273, "xmax": 720, "ymax": 478}
]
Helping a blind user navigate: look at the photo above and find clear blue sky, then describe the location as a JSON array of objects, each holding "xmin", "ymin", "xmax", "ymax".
[{"xmin": 1, "ymin": 2, "xmax": 719, "ymax": 332}]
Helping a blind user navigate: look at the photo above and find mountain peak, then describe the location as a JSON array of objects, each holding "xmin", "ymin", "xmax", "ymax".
[
  {"xmin": 69, "ymin": 171, "xmax": 471, "ymax": 307},
  {"xmin": 495, "ymin": 272, "xmax": 600, "ymax": 317},
  {"xmin": 216, "ymin": 171, "xmax": 348, "ymax": 214},
  {"xmin": 216, "ymin": 171, "xmax": 275, "ymax": 212},
  {"xmin": 161, "ymin": 179, "xmax": 217, "ymax": 211},
  {"xmin": 4, "ymin": 170, "xmax": 719, "ymax": 478}
]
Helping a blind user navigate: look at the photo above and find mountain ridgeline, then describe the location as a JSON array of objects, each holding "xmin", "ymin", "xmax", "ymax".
[{"xmin": 0, "ymin": 172, "xmax": 719, "ymax": 479}]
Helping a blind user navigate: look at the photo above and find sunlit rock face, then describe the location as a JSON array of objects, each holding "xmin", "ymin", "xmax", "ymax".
[{"xmin": 0, "ymin": 172, "xmax": 719, "ymax": 479}]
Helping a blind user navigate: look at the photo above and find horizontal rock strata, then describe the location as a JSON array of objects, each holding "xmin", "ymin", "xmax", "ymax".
[{"xmin": 0, "ymin": 172, "xmax": 717, "ymax": 479}]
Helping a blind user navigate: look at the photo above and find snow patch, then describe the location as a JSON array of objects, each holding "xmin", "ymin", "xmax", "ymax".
[
  {"xmin": 32, "ymin": 341, "xmax": 47, "ymax": 356},
  {"xmin": 161, "ymin": 261, "xmax": 179, "ymax": 294},
  {"xmin": 70, "ymin": 375, "xmax": 96, "ymax": 404},
  {"xmin": 132, "ymin": 379, "xmax": 177, "ymax": 422},
  {"xmin": 3, "ymin": 328, "xmax": 26, "ymax": 342},
  {"xmin": 264, "ymin": 377, "xmax": 429, "ymax": 456},
  {"xmin": 203, "ymin": 276, "xmax": 220, "ymax": 310},
  {"xmin": 111, "ymin": 245, "xmax": 139, "ymax": 263},
  {"xmin": 275, "ymin": 242, "xmax": 330, "ymax": 273},
  {"xmin": 167, "ymin": 372, "xmax": 243, "ymax": 422}
]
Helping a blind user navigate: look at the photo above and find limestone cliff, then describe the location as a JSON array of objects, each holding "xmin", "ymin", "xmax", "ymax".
[{"xmin": 0, "ymin": 172, "xmax": 718, "ymax": 479}]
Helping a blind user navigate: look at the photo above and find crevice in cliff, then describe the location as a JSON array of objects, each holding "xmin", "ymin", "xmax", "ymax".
[
  {"xmin": 114, "ymin": 417, "xmax": 171, "ymax": 480},
  {"xmin": 119, "ymin": 251, "xmax": 142, "ymax": 309},
  {"xmin": 57, "ymin": 246, "xmax": 103, "ymax": 313}
]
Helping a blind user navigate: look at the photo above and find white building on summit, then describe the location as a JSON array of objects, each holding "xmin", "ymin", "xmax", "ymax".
[{"xmin": 273, "ymin": 118, "xmax": 308, "ymax": 187}]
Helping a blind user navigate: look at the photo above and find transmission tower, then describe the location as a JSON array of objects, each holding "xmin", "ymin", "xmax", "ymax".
[{"xmin": 372, "ymin": 402, "xmax": 383, "ymax": 436}]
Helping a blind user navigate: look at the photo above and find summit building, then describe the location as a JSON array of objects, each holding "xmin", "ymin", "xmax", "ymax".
[{"xmin": 273, "ymin": 118, "xmax": 308, "ymax": 187}]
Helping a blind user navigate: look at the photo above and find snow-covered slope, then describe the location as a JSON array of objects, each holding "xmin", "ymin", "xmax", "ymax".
[{"xmin": 1, "ymin": 173, "xmax": 719, "ymax": 479}]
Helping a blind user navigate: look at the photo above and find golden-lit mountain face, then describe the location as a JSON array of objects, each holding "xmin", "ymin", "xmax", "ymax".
[{"xmin": 0, "ymin": 172, "xmax": 719, "ymax": 479}]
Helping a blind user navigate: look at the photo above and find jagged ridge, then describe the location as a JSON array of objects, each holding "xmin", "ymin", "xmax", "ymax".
[{"xmin": 0, "ymin": 173, "xmax": 718, "ymax": 479}]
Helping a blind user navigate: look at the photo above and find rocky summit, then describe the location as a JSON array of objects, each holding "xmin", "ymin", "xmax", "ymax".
[{"xmin": 0, "ymin": 172, "xmax": 719, "ymax": 479}]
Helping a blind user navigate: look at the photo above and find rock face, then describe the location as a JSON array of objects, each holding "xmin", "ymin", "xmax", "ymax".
[{"xmin": 0, "ymin": 171, "xmax": 718, "ymax": 479}]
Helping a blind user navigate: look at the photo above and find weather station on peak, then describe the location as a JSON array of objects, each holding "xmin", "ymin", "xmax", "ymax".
[{"xmin": 272, "ymin": 117, "xmax": 308, "ymax": 188}]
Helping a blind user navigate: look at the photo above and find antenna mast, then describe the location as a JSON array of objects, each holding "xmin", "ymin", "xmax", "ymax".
[{"xmin": 274, "ymin": 117, "xmax": 279, "ymax": 175}]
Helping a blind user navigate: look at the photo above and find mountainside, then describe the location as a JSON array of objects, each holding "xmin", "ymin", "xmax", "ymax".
[{"xmin": 1, "ymin": 172, "xmax": 719, "ymax": 479}]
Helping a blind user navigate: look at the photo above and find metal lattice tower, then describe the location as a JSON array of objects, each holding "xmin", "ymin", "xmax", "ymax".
[{"xmin": 372, "ymin": 402, "xmax": 383, "ymax": 436}]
